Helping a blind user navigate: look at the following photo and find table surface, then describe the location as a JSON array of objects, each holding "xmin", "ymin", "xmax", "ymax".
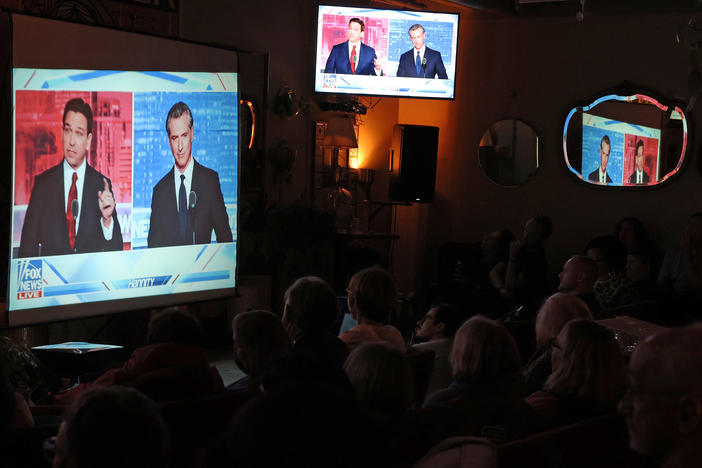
[{"xmin": 598, "ymin": 315, "xmax": 666, "ymax": 340}]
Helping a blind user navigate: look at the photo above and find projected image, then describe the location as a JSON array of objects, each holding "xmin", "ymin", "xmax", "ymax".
[
  {"xmin": 10, "ymin": 69, "xmax": 238, "ymax": 313},
  {"xmin": 131, "ymin": 93, "xmax": 237, "ymax": 249},
  {"xmin": 315, "ymin": 5, "xmax": 458, "ymax": 99},
  {"xmin": 14, "ymin": 90, "xmax": 132, "ymax": 256},
  {"xmin": 623, "ymin": 135, "xmax": 659, "ymax": 186},
  {"xmin": 581, "ymin": 113, "xmax": 660, "ymax": 187}
]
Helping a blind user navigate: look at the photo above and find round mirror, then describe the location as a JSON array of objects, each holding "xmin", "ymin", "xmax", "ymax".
[
  {"xmin": 478, "ymin": 119, "xmax": 541, "ymax": 186},
  {"xmin": 563, "ymin": 90, "xmax": 688, "ymax": 188}
]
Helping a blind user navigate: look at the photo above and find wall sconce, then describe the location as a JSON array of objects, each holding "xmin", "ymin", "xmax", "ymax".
[{"xmin": 349, "ymin": 148, "xmax": 359, "ymax": 169}]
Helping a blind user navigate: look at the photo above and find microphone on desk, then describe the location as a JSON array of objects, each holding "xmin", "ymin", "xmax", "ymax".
[
  {"xmin": 421, "ymin": 57, "xmax": 427, "ymax": 78},
  {"xmin": 189, "ymin": 191, "xmax": 197, "ymax": 244},
  {"xmin": 71, "ymin": 199, "xmax": 80, "ymax": 223},
  {"xmin": 71, "ymin": 199, "xmax": 80, "ymax": 251}
]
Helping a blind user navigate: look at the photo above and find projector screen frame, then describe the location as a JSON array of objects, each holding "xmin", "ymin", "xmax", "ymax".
[{"xmin": 3, "ymin": 11, "xmax": 242, "ymax": 328}]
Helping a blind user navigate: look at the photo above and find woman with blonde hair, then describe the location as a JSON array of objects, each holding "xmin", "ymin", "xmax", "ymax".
[
  {"xmin": 524, "ymin": 292, "xmax": 593, "ymax": 394},
  {"xmin": 339, "ymin": 266, "xmax": 406, "ymax": 352},
  {"xmin": 526, "ymin": 318, "xmax": 625, "ymax": 429},
  {"xmin": 423, "ymin": 316, "xmax": 530, "ymax": 442}
]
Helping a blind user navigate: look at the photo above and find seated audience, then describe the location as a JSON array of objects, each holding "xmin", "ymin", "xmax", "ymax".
[
  {"xmin": 411, "ymin": 303, "xmax": 466, "ymax": 395},
  {"xmin": 434, "ymin": 229, "xmax": 513, "ymax": 315},
  {"xmin": 524, "ymin": 292, "xmax": 593, "ymax": 395},
  {"xmin": 423, "ymin": 316, "xmax": 531, "ymax": 443},
  {"xmin": 339, "ymin": 266, "xmax": 406, "ymax": 352},
  {"xmin": 586, "ymin": 235, "xmax": 637, "ymax": 310},
  {"xmin": 345, "ymin": 342, "xmax": 415, "ymax": 416},
  {"xmin": 658, "ymin": 213, "xmax": 702, "ymax": 323},
  {"xmin": 344, "ymin": 343, "xmax": 435, "ymax": 468},
  {"xmin": 526, "ymin": 319, "xmax": 625, "ymax": 430},
  {"xmin": 556, "ymin": 254, "xmax": 601, "ymax": 316},
  {"xmin": 625, "ymin": 242, "xmax": 659, "ymax": 303},
  {"xmin": 210, "ymin": 382, "xmax": 381, "ymax": 468},
  {"xmin": 620, "ymin": 326, "xmax": 702, "ymax": 468},
  {"xmin": 54, "ymin": 308, "xmax": 222, "ymax": 405},
  {"xmin": 260, "ymin": 351, "xmax": 354, "ymax": 396},
  {"xmin": 659, "ymin": 213, "xmax": 702, "ymax": 291},
  {"xmin": 491, "ymin": 216, "xmax": 552, "ymax": 318},
  {"xmin": 53, "ymin": 386, "xmax": 169, "ymax": 468},
  {"xmin": 615, "ymin": 217, "xmax": 649, "ymax": 253},
  {"xmin": 228, "ymin": 309, "xmax": 292, "ymax": 391},
  {"xmin": 282, "ymin": 276, "xmax": 348, "ymax": 366}
]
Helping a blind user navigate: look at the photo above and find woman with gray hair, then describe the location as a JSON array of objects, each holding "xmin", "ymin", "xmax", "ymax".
[{"xmin": 524, "ymin": 292, "xmax": 593, "ymax": 395}]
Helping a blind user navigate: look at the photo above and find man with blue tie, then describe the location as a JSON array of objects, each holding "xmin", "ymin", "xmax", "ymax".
[
  {"xmin": 324, "ymin": 18, "xmax": 382, "ymax": 76},
  {"xmin": 396, "ymin": 24, "xmax": 448, "ymax": 79},
  {"xmin": 147, "ymin": 101, "xmax": 232, "ymax": 248}
]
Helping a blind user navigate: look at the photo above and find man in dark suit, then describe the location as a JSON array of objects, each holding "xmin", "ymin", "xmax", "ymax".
[
  {"xmin": 147, "ymin": 101, "xmax": 232, "ymax": 248},
  {"xmin": 628, "ymin": 140, "xmax": 651, "ymax": 185},
  {"xmin": 587, "ymin": 135, "xmax": 613, "ymax": 184},
  {"xmin": 18, "ymin": 98, "xmax": 122, "ymax": 258},
  {"xmin": 323, "ymin": 18, "xmax": 382, "ymax": 76},
  {"xmin": 396, "ymin": 24, "xmax": 448, "ymax": 79}
]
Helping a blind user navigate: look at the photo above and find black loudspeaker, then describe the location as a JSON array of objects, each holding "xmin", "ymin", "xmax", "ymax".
[{"xmin": 389, "ymin": 124, "xmax": 439, "ymax": 203}]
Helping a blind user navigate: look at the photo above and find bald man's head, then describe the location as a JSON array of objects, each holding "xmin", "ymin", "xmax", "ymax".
[{"xmin": 621, "ymin": 326, "xmax": 702, "ymax": 465}]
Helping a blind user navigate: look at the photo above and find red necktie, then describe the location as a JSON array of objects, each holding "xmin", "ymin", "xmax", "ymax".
[
  {"xmin": 67, "ymin": 172, "xmax": 77, "ymax": 250},
  {"xmin": 350, "ymin": 45, "xmax": 357, "ymax": 74}
]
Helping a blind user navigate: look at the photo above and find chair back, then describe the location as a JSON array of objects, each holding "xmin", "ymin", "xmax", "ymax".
[
  {"xmin": 498, "ymin": 413, "xmax": 643, "ymax": 468},
  {"xmin": 406, "ymin": 348, "xmax": 435, "ymax": 407},
  {"xmin": 159, "ymin": 389, "xmax": 259, "ymax": 468},
  {"xmin": 413, "ymin": 436, "xmax": 497, "ymax": 468}
]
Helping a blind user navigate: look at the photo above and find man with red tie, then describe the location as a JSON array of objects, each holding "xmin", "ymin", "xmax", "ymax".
[
  {"xmin": 18, "ymin": 98, "xmax": 122, "ymax": 257},
  {"xmin": 323, "ymin": 18, "xmax": 382, "ymax": 75}
]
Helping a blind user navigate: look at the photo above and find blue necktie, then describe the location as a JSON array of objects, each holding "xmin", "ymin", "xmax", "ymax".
[
  {"xmin": 179, "ymin": 174, "xmax": 187, "ymax": 242},
  {"xmin": 416, "ymin": 51, "xmax": 421, "ymax": 77}
]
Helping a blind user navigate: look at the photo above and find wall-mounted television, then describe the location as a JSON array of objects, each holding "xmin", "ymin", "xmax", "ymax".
[
  {"xmin": 314, "ymin": 5, "xmax": 459, "ymax": 99},
  {"xmin": 4, "ymin": 13, "xmax": 239, "ymax": 326}
]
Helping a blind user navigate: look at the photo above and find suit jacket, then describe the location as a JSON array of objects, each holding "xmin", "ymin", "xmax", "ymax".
[
  {"xmin": 147, "ymin": 159, "xmax": 233, "ymax": 248},
  {"xmin": 628, "ymin": 170, "xmax": 650, "ymax": 185},
  {"xmin": 324, "ymin": 41, "xmax": 378, "ymax": 75},
  {"xmin": 588, "ymin": 168, "xmax": 613, "ymax": 184},
  {"xmin": 18, "ymin": 161, "xmax": 123, "ymax": 258},
  {"xmin": 396, "ymin": 46, "xmax": 448, "ymax": 79}
]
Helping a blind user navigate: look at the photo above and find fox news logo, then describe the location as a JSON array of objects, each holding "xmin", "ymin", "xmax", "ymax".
[
  {"xmin": 322, "ymin": 74, "xmax": 337, "ymax": 89},
  {"xmin": 17, "ymin": 260, "xmax": 43, "ymax": 300}
]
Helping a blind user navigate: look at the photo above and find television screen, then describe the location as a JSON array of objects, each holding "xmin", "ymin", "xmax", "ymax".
[
  {"xmin": 314, "ymin": 5, "xmax": 459, "ymax": 99},
  {"xmin": 4, "ymin": 13, "xmax": 239, "ymax": 326}
]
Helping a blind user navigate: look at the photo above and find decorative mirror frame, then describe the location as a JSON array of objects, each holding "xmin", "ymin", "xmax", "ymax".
[{"xmin": 562, "ymin": 84, "xmax": 690, "ymax": 189}]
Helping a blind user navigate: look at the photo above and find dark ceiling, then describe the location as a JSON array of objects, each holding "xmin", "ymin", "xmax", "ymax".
[{"xmin": 441, "ymin": 0, "xmax": 702, "ymax": 17}]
